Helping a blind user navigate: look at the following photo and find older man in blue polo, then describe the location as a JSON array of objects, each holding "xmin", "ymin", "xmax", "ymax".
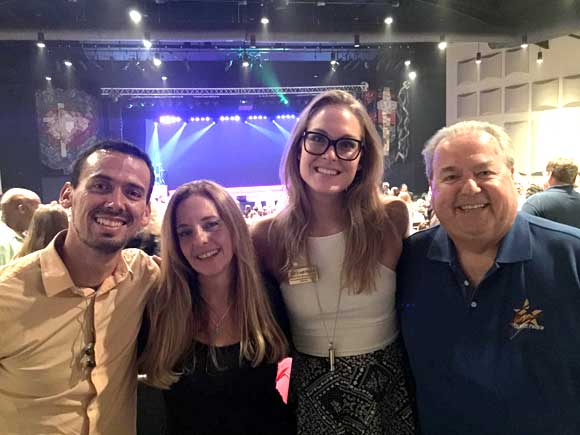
[{"xmin": 397, "ymin": 120, "xmax": 580, "ymax": 435}]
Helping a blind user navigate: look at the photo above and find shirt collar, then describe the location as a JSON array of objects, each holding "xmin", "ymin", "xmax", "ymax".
[
  {"xmin": 40, "ymin": 230, "xmax": 135, "ymax": 297},
  {"xmin": 546, "ymin": 184, "xmax": 574, "ymax": 192},
  {"xmin": 426, "ymin": 213, "xmax": 532, "ymax": 264}
]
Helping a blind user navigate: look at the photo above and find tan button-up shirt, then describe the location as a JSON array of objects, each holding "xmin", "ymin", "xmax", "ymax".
[{"xmin": 0, "ymin": 232, "xmax": 159, "ymax": 434}]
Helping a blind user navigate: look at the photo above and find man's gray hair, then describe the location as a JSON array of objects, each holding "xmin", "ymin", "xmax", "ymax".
[{"xmin": 422, "ymin": 120, "xmax": 514, "ymax": 181}]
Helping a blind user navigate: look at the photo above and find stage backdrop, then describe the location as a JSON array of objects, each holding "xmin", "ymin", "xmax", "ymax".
[{"xmin": 145, "ymin": 117, "xmax": 296, "ymax": 189}]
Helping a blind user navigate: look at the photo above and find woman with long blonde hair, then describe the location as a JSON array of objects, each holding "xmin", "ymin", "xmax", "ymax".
[
  {"xmin": 139, "ymin": 180, "xmax": 292, "ymax": 435},
  {"xmin": 252, "ymin": 90, "xmax": 416, "ymax": 434},
  {"xmin": 15, "ymin": 203, "xmax": 68, "ymax": 258}
]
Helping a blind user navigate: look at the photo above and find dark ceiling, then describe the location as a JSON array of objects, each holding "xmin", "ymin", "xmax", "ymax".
[{"xmin": 1, "ymin": 0, "xmax": 579, "ymax": 44}]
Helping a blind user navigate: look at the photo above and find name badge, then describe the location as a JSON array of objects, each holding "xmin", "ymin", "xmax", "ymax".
[{"xmin": 288, "ymin": 266, "xmax": 319, "ymax": 285}]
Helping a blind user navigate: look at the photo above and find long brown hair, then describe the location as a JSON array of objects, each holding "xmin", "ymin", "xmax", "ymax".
[
  {"xmin": 271, "ymin": 90, "xmax": 387, "ymax": 293},
  {"xmin": 15, "ymin": 203, "xmax": 69, "ymax": 258},
  {"xmin": 139, "ymin": 180, "xmax": 287, "ymax": 389}
]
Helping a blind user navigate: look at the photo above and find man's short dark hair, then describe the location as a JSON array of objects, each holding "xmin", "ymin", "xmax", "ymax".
[
  {"xmin": 546, "ymin": 157, "xmax": 579, "ymax": 186},
  {"xmin": 71, "ymin": 140, "xmax": 155, "ymax": 202}
]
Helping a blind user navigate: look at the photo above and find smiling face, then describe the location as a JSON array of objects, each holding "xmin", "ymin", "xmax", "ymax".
[
  {"xmin": 60, "ymin": 150, "xmax": 151, "ymax": 255},
  {"xmin": 175, "ymin": 194, "xmax": 234, "ymax": 286},
  {"xmin": 299, "ymin": 104, "xmax": 363, "ymax": 199},
  {"xmin": 430, "ymin": 131, "xmax": 518, "ymax": 249}
]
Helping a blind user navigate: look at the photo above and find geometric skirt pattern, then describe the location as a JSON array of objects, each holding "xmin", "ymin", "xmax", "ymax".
[{"xmin": 289, "ymin": 337, "xmax": 417, "ymax": 435}]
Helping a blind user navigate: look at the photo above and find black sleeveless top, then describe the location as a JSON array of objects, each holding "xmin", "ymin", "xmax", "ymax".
[{"xmin": 163, "ymin": 342, "xmax": 294, "ymax": 435}]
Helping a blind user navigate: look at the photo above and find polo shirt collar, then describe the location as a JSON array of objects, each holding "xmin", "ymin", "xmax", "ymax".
[
  {"xmin": 40, "ymin": 231, "xmax": 134, "ymax": 297},
  {"xmin": 426, "ymin": 213, "xmax": 532, "ymax": 264}
]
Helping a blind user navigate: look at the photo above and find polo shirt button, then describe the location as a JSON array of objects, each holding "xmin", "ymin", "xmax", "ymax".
[
  {"xmin": 463, "ymin": 280, "xmax": 470, "ymax": 286},
  {"xmin": 470, "ymin": 301, "xmax": 478, "ymax": 308}
]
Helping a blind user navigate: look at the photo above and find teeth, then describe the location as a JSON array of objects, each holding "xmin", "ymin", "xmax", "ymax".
[
  {"xmin": 197, "ymin": 249, "xmax": 219, "ymax": 259},
  {"xmin": 316, "ymin": 167, "xmax": 339, "ymax": 175},
  {"xmin": 459, "ymin": 204, "xmax": 486, "ymax": 210},
  {"xmin": 95, "ymin": 217, "xmax": 124, "ymax": 227}
]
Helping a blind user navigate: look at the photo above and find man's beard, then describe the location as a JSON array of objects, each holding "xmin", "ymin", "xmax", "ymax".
[{"xmin": 82, "ymin": 235, "xmax": 129, "ymax": 254}]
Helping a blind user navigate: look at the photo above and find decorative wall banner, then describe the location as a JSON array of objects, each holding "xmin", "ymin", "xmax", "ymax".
[{"xmin": 36, "ymin": 88, "xmax": 100, "ymax": 172}]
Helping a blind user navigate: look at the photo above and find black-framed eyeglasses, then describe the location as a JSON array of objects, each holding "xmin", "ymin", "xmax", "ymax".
[{"xmin": 302, "ymin": 131, "xmax": 363, "ymax": 161}]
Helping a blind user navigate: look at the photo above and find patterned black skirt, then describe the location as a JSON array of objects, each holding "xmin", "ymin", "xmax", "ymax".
[{"xmin": 289, "ymin": 337, "xmax": 417, "ymax": 435}]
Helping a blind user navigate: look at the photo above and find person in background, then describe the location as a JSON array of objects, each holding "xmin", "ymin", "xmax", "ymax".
[
  {"xmin": 0, "ymin": 188, "xmax": 41, "ymax": 265},
  {"xmin": 0, "ymin": 140, "xmax": 159, "ymax": 435},
  {"xmin": 14, "ymin": 203, "xmax": 68, "ymax": 258},
  {"xmin": 398, "ymin": 120, "xmax": 580, "ymax": 435},
  {"xmin": 521, "ymin": 157, "xmax": 580, "ymax": 228},
  {"xmin": 139, "ymin": 180, "xmax": 293, "ymax": 435},
  {"xmin": 252, "ymin": 90, "xmax": 416, "ymax": 435}
]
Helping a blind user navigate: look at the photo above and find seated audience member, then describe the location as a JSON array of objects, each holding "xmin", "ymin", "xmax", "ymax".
[
  {"xmin": 14, "ymin": 203, "xmax": 68, "ymax": 258},
  {"xmin": 522, "ymin": 157, "xmax": 580, "ymax": 228},
  {"xmin": 139, "ymin": 180, "xmax": 293, "ymax": 435},
  {"xmin": 127, "ymin": 205, "xmax": 162, "ymax": 256},
  {"xmin": 0, "ymin": 188, "xmax": 41, "ymax": 265},
  {"xmin": 398, "ymin": 121, "xmax": 580, "ymax": 435},
  {"xmin": 525, "ymin": 183, "xmax": 543, "ymax": 199},
  {"xmin": 0, "ymin": 140, "xmax": 160, "ymax": 435}
]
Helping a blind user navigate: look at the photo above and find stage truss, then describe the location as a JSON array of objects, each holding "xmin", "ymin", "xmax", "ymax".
[{"xmin": 100, "ymin": 84, "xmax": 369, "ymax": 100}]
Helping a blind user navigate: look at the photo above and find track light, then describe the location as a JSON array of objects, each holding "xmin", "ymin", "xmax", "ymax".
[
  {"xmin": 408, "ymin": 71, "xmax": 417, "ymax": 80},
  {"xmin": 354, "ymin": 34, "xmax": 360, "ymax": 48},
  {"xmin": 162, "ymin": 75, "xmax": 168, "ymax": 81},
  {"xmin": 521, "ymin": 35, "xmax": 528, "ymax": 49},
  {"xmin": 129, "ymin": 9, "xmax": 142, "ymax": 24},
  {"xmin": 438, "ymin": 35, "xmax": 447, "ymax": 50},
  {"xmin": 404, "ymin": 59, "xmax": 411, "ymax": 67},
  {"xmin": 36, "ymin": 32, "xmax": 46, "ymax": 48},
  {"xmin": 143, "ymin": 32, "xmax": 152, "ymax": 49},
  {"xmin": 384, "ymin": 16, "xmax": 393, "ymax": 25},
  {"xmin": 45, "ymin": 76, "xmax": 52, "ymax": 81},
  {"xmin": 330, "ymin": 52, "xmax": 339, "ymax": 66},
  {"xmin": 475, "ymin": 52, "xmax": 482, "ymax": 64},
  {"xmin": 537, "ymin": 51, "xmax": 543, "ymax": 64},
  {"xmin": 261, "ymin": 16, "xmax": 269, "ymax": 24},
  {"xmin": 153, "ymin": 53, "xmax": 162, "ymax": 67},
  {"xmin": 64, "ymin": 60, "xmax": 73, "ymax": 67},
  {"xmin": 242, "ymin": 53, "xmax": 250, "ymax": 68}
]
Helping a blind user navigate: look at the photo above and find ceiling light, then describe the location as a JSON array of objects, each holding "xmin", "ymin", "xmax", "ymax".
[
  {"xmin": 408, "ymin": 71, "xmax": 417, "ymax": 80},
  {"xmin": 162, "ymin": 75, "xmax": 168, "ymax": 81},
  {"xmin": 36, "ymin": 32, "xmax": 46, "ymax": 48},
  {"xmin": 475, "ymin": 52, "xmax": 482, "ymax": 64},
  {"xmin": 64, "ymin": 60, "xmax": 73, "ymax": 67},
  {"xmin": 261, "ymin": 16, "xmax": 269, "ymax": 24},
  {"xmin": 143, "ymin": 32, "xmax": 152, "ymax": 49},
  {"xmin": 404, "ymin": 59, "xmax": 411, "ymax": 67},
  {"xmin": 537, "ymin": 51, "xmax": 543, "ymax": 64},
  {"xmin": 330, "ymin": 52, "xmax": 339, "ymax": 66},
  {"xmin": 242, "ymin": 53, "xmax": 250, "ymax": 68},
  {"xmin": 129, "ymin": 9, "xmax": 142, "ymax": 24},
  {"xmin": 354, "ymin": 34, "xmax": 360, "ymax": 48},
  {"xmin": 153, "ymin": 53, "xmax": 162, "ymax": 67},
  {"xmin": 45, "ymin": 76, "xmax": 52, "ymax": 81},
  {"xmin": 384, "ymin": 16, "xmax": 394, "ymax": 25},
  {"xmin": 520, "ymin": 34, "xmax": 528, "ymax": 49},
  {"xmin": 438, "ymin": 35, "xmax": 447, "ymax": 50}
]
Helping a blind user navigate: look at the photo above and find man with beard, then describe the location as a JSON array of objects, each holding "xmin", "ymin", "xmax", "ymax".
[{"xmin": 0, "ymin": 140, "xmax": 160, "ymax": 435}]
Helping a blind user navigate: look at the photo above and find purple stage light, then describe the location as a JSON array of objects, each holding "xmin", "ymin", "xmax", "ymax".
[
  {"xmin": 159, "ymin": 115, "xmax": 181, "ymax": 125},
  {"xmin": 219, "ymin": 116, "xmax": 225, "ymax": 121},
  {"xmin": 234, "ymin": 115, "xmax": 241, "ymax": 122}
]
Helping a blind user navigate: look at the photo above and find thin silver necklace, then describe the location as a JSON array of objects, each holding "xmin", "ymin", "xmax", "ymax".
[
  {"xmin": 208, "ymin": 302, "xmax": 233, "ymax": 337},
  {"xmin": 313, "ymin": 281, "xmax": 344, "ymax": 372}
]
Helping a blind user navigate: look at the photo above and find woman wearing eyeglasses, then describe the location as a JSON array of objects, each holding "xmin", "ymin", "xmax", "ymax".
[
  {"xmin": 139, "ymin": 180, "xmax": 293, "ymax": 435},
  {"xmin": 252, "ymin": 90, "xmax": 416, "ymax": 434}
]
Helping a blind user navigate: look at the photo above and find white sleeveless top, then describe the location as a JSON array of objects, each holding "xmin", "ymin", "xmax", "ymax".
[{"xmin": 280, "ymin": 232, "xmax": 399, "ymax": 357}]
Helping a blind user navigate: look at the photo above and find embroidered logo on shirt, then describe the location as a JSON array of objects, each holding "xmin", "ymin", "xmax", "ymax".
[{"xmin": 511, "ymin": 299, "xmax": 544, "ymax": 331}]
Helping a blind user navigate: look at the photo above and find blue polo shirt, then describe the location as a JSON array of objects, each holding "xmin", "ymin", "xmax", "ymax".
[{"xmin": 397, "ymin": 213, "xmax": 580, "ymax": 435}]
